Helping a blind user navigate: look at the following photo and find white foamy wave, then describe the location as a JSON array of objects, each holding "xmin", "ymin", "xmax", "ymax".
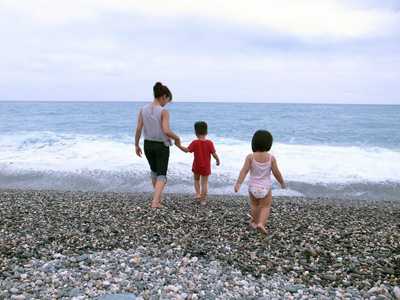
[
  {"xmin": 171, "ymin": 135, "xmax": 400, "ymax": 185},
  {"xmin": 272, "ymin": 143, "xmax": 400, "ymax": 184},
  {"xmin": 0, "ymin": 131, "xmax": 147, "ymax": 171},
  {"xmin": 1, "ymin": 131, "xmax": 400, "ymax": 188}
]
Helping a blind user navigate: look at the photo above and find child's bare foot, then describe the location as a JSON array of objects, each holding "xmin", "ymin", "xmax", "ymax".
[
  {"xmin": 151, "ymin": 203, "xmax": 165, "ymax": 208},
  {"xmin": 200, "ymin": 200, "xmax": 206, "ymax": 205},
  {"xmin": 193, "ymin": 195, "xmax": 201, "ymax": 200},
  {"xmin": 254, "ymin": 224, "xmax": 268, "ymax": 235}
]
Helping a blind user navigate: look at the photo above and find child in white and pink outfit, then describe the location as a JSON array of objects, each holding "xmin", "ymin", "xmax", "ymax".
[{"xmin": 234, "ymin": 130, "xmax": 285, "ymax": 235}]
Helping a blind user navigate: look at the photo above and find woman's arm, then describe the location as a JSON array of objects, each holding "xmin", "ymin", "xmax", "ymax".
[
  {"xmin": 234, "ymin": 154, "xmax": 252, "ymax": 192},
  {"xmin": 161, "ymin": 109, "xmax": 180, "ymax": 145},
  {"xmin": 135, "ymin": 108, "xmax": 143, "ymax": 157}
]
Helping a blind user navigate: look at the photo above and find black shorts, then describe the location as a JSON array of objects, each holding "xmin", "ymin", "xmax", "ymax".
[{"xmin": 144, "ymin": 140, "xmax": 170, "ymax": 181}]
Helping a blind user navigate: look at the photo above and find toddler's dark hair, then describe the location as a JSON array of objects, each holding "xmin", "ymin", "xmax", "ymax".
[
  {"xmin": 194, "ymin": 121, "xmax": 208, "ymax": 135},
  {"xmin": 153, "ymin": 82, "xmax": 172, "ymax": 101},
  {"xmin": 252, "ymin": 130, "xmax": 273, "ymax": 152}
]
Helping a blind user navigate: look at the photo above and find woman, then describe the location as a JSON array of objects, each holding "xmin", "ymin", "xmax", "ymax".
[{"xmin": 135, "ymin": 82, "xmax": 180, "ymax": 208}]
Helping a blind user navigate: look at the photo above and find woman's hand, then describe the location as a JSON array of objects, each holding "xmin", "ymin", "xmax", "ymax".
[{"xmin": 135, "ymin": 146, "xmax": 142, "ymax": 157}]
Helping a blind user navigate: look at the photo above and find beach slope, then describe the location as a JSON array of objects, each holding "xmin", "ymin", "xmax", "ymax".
[{"xmin": 1, "ymin": 189, "xmax": 399, "ymax": 299}]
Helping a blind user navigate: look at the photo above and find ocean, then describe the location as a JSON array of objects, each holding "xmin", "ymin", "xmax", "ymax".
[{"xmin": 1, "ymin": 101, "xmax": 399, "ymax": 201}]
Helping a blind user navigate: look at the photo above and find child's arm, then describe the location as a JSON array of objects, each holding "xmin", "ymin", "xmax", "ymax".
[
  {"xmin": 176, "ymin": 143, "xmax": 191, "ymax": 153},
  {"xmin": 234, "ymin": 154, "xmax": 252, "ymax": 192},
  {"xmin": 271, "ymin": 156, "xmax": 285, "ymax": 189},
  {"xmin": 212, "ymin": 152, "xmax": 220, "ymax": 166}
]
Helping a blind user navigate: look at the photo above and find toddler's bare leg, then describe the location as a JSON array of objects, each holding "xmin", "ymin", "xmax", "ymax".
[
  {"xmin": 249, "ymin": 193, "xmax": 260, "ymax": 225},
  {"xmin": 259, "ymin": 190, "xmax": 272, "ymax": 226},
  {"xmin": 200, "ymin": 175, "xmax": 209, "ymax": 205},
  {"xmin": 193, "ymin": 174, "xmax": 201, "ymax": 199},
  {"xmin": 249, "ymin": 192, "xmax": 268, "ymax": 235}
]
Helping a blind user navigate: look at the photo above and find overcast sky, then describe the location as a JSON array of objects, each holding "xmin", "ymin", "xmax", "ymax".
[{"xmin": 1, "ymin": 0, "xmax": 399, "ymax": 104}]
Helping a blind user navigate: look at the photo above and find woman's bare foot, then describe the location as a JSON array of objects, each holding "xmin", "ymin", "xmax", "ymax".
[
  {"xmin": 193, "ymin": 195, "xmax": 201, "ymax": 200},
  {"xmin": 151, "ymin": 203, "xmax": 165, "ymax": 208},
  {"xmin": 254, "ymin": 223, "xmax": 268, "ymax": 235}
]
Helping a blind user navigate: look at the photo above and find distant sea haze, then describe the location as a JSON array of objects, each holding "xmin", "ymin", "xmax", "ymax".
[{"xmin": 1, "ymin": 101, "xmax": 399, "ymax": 201}]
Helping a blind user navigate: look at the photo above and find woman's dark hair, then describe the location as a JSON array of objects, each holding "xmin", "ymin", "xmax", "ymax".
[
  {"xmin": 194, "ymin": 121, "xmax": 208, "ymax": 135},
  {"xmin": 252, "ymin": 130, "xmax": 273, "ymax": 152},
  {"xmin": 153, "ymin": 82, "xmax": 172, "ymax": 101}
]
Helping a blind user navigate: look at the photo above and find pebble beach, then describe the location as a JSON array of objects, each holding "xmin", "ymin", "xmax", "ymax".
[{"xmin": 1, "ymin": 189, "xmax": 399, "ymax": 300}]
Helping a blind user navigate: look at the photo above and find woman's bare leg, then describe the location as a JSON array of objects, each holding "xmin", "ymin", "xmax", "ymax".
[
  {"xmin": 151, "ymin": 177, "xmax": 163, "ymax": 203},
  {"xmin": 152, "ymin": 180, "xmax": 165, "ymax": 208}
]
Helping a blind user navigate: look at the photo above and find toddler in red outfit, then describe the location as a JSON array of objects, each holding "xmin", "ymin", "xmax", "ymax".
[{"xmin": 176, "ymin": 121, "xmax": 220, "ymax": 205}]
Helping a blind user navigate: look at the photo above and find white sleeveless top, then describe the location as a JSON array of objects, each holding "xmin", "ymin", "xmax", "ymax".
[
  {"xmin": 142, "ymin": 104, "xmax": 171, "ymax": 146},
  {"xmin": 248, "ymin": 153, "xmax": 273, "ymax": 188}
]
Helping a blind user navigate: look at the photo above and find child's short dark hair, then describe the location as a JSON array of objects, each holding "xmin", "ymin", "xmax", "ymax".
[
  {"xmin": 252, "ymin": 130, "xmax": 273, "ymax": 152},
  {"xmin": 194, "ymin": 121, "xmax": 208, "ymax": 135}
]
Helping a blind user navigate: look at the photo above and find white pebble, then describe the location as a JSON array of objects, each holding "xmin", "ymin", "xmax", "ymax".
[
  {"xmin": 210, "ymin": 261, "xmax": 218, "ymax": 268},
  {"xmin": 368, "ymin": 286, "xmax": 389, "ymax": 296},
  {"xmin": 394, "ymin": 286, "xmax": 400, "ymax": 300},
  {"xmin": 182, "ymin": 257, "xmax": 189, "ymax": 265},
  {"xmin": 102, "ymin": 280, "xmax": 110, "ymax": 286}
]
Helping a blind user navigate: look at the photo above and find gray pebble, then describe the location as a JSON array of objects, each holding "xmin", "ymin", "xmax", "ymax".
[
  {"xmin": 76, "ymin": 253, "xmax": 89, "ymax": 262},
  {"xmin": 69, "ymin": 288, "xmax": 81, "ymax": 297},
  {"xmin": 98, "ymin": 294, "xmax": 137, "ymax": 300},
  {"xmin": 284, "ymin": 285, "xmax": 298, "ymax": 293},
  {"xmin": 322, "ymin": 274, "xmax": 337, "ymax": 281}
]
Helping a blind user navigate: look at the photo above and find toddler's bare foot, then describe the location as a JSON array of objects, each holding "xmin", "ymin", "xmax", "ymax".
[
  {"xmin": 254, "ymin": 224, "xmax": 268, "ymax": 235},
  {"xmin": 193, "ymin": 195, "xmax": 201, "ymax": 200}
]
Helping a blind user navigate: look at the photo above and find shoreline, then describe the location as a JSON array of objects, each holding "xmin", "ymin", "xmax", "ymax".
[{"xmin": 1, "ymin": 189, "xmax": 399, "ymax": 299}]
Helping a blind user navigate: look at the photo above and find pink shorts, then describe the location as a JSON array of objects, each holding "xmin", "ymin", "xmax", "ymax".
[{"xmin": 249, "ymin": 186, "xmax": 270, "ymax": 199}]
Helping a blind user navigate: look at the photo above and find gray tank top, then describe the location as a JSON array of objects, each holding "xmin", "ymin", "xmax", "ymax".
[{"xmin": 142, "ymin": 104, "xmax": 171, "ymax": 146}]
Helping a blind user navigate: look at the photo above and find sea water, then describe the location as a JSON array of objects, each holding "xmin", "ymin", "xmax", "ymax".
[{"xmin": 1, "ymin": 101, "xmax": 399, "ymax": 201}]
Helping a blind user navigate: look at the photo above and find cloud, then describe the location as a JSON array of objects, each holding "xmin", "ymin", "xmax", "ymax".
[
  {"xmin": 0, "ymin": 0, "xmax": 399, "ymax": 103},
  {"xmin": 3, "ymin": 0, "xmax": 399, "ymax": 38}
]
